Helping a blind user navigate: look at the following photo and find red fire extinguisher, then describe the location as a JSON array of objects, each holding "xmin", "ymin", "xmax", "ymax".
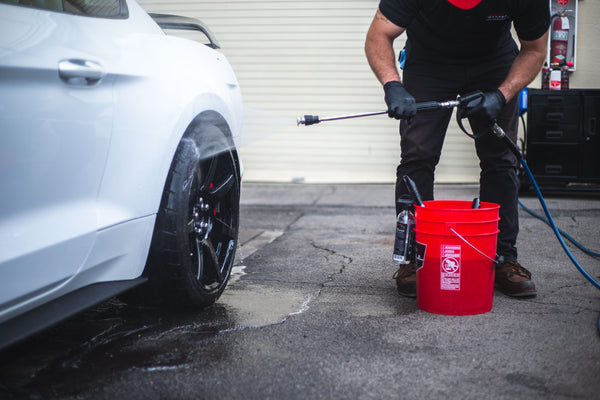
[{"xmin": 550, "ymin": 12, "xmax": 570, "ymax": 65}]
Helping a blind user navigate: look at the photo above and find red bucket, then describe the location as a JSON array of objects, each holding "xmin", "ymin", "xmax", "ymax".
[{"xmin": 414, "ymin": 200, "xmax": 500, "ymax": 315}]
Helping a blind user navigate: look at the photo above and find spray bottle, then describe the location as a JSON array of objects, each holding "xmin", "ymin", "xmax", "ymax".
[
  {"xmin": 561, "ymin": 62, "xmax": 573, "ymax": 90},
  {"xmin": 393, "ymin": 197, "xmax": 415, "ymax": 264},
  {"xmin": 541, "ymin": 62, "xmax": 550, "ymax": 90},
  {"xmin": 549, "ymin": 59, "xmax": 562, "ymax": 91},
  {"xmin": 393, "ymin": 176, "xmax": 425, "ymax": 264}
]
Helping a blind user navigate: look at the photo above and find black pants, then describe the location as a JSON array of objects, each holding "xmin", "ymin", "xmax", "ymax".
[{"xmin": 396, "ymin": 57, "xmax": 520, "ymax": 262}]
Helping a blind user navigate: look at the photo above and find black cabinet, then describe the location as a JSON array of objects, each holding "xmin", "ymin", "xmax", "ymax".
[{"xmin": 524, "ymin": 89, "xmax": 600, "ymax": 189}]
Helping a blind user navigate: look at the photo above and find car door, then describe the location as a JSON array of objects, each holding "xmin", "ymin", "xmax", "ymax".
[{"xmin": 0, "ymin": 2, "xmax": 121, "ymax": 317}]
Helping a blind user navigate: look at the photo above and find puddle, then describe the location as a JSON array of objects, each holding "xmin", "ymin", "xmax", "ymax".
[
  {"xmin": 219, "ymin": 284, "xmax": 312, "ymax": 328},
  {"xmin": 217, "ymin": 228, "xmax": 315, "ymax": 328}
]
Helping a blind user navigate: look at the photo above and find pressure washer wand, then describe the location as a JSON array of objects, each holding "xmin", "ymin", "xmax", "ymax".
[
  {"xmin": 297, "ymin": 100, "xmax": 459, "ymax": 126},
  {"xmin": 296, "ymin": 92, "xmax": 511, "ymax": 156},
  {"xmin": 297, "ymin": 110, "xmax": 386, "ymax": 126}
]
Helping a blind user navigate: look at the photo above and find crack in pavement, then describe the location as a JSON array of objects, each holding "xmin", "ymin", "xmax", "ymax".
[
  {"xmin": 309, "ymin": 185, "xmax": 337, "ymax": 206},
  {"xmin": 230, "ymin": 193, "xmax": 356, "ymax": 329},
  {"xmin": 310, "ymin": 241, "xmax": 353, "ymax": 294}
]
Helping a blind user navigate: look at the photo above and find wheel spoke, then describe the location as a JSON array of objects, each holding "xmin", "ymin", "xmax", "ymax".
[
  {"xmin": 212, "ymin": 216, "xmax": 236, "ymax": 241},
  {"xmin": 221, "ymin": 241, "xmax": 236, "ymax": 277},
  {"xmin": 195, "ymin": 238, "xmax": 204, "ymax": 281},
  {"xmin": 200, "ymin": 157, "xmax": 218, "ymax": 192},
  {"xmin": 186, "ymin": 218, "xmax": 196, "ymax": 234},
  {"xmin": 209, "ymin": 173, "xmax": 235, "ymax": 200},
  {"xmin": 199, "ymin": 237, "xmax": 221, "ymax": 281}
]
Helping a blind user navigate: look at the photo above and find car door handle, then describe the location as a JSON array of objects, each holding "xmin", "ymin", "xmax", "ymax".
[{"xmin": 58, "ymin": 59, "xmax": 106, "ymax": 85}]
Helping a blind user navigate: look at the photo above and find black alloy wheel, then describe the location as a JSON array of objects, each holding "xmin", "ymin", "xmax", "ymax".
[{"xmin": 133, "ymin": 128, "xmax": 240, "ymax": 309}]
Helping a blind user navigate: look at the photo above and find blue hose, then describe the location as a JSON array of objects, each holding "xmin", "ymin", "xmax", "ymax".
[
  {"xmin": 519, "ymin": 159, "xmax": 600, "ymax": 291},
  {"xmin": 455, "ymin": 104, "xmax": 600, "ymax": 333},
  {"xmin": 519, "ymin": 158, "xmax": 600, "ymax": 336}
]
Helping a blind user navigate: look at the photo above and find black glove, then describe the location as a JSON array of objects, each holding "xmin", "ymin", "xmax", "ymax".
[
  {"xmin": 384, "ymin": 81, "xmax": 416, "ymax": 120},
  {"xmin": 459, "ymin": 89, "xmax": 506, "ymax": 128}
]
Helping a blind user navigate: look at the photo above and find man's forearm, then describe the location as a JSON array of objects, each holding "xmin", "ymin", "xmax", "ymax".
[
  {"xmin": 365, "ymin": 9, "xmax": 405, "ymax": 85},
  {"xmin": 498, "ymin": 31, "xmax": 549, "ymax": 102},
  {"xmin": 365, "ymin": 34, "xmax": 401, "ymax": 85}
]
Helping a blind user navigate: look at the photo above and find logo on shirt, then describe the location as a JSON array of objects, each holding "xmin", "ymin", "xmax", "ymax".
[{"xmin": 486, "ymin": 14, "xmax": 510, "ymax": 22}]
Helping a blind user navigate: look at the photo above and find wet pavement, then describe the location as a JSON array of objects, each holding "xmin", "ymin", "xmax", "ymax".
[{"xmin": 1, "ymin": 182, "xmax": 599, "ymax": 399}]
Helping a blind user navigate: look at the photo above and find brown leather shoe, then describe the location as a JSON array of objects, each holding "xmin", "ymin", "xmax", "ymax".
[
  {"xmin": 393, "ymin": 263, "xmax": 416, "ymax": 297},
  {"xmin": 495, "ymin": 261, "xmax": 537, "ymax": 297}
]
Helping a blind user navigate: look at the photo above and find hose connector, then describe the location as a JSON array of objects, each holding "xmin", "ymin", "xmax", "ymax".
[{"xmin": 490, "ymin": 123, "xmax": 505, "ymax": 138}]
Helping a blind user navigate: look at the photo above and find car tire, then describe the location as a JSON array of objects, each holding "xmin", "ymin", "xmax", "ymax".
[{"xmin": 129, "ymin": 124, "xmax": 240, "ymax": 309}]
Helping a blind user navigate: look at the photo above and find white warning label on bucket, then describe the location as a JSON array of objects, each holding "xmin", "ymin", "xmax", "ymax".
[{"xmin": 440, "ymin": 244, "xmax": 461, "ymax": 291}]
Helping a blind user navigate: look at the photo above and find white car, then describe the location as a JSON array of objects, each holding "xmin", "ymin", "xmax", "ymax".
[{"xmin": 0, "ymin": 0, "xmax": 243, "ymax": 349}]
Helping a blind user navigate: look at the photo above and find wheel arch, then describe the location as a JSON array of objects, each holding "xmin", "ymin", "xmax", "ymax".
[{"xmin": 179, "ymin": 110, "xmax": 242, "ymax": 180}]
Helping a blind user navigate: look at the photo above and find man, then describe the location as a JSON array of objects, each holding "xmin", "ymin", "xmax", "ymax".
[{"xmin": 364, "ymin": 0, "xmax": 549, "ymax": 298}]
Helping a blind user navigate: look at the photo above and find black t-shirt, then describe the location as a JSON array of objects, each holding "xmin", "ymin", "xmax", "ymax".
[{"xmin": 378, "ymin": 0, "xmax": 550, "ymax": 64}]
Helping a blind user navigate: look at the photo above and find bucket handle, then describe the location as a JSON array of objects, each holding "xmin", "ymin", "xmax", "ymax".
[{"xmin": 449, "ymin": 227, "xmax": 501, "ymax": 265}]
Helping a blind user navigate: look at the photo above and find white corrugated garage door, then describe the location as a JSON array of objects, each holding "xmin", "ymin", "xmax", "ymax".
[{"xmin": 137, "ymin": 0, "xmax": 482, "ymax": 183}]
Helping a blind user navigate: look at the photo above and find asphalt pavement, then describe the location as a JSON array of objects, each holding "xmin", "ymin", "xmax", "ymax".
[
  {"xmin": 229, "ymin": 182, "xmax": 600, "ymax": 400},
  {"xmin": 2, "ymin": 182, "xmax": 599, "ymax": 399}
]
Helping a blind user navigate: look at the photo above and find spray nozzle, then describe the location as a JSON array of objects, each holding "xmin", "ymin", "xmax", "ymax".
[
  {"xmin": 402, "ymin": 175, "xmax": 425, "ymax": 207},
  {"xmin": 297, "ymin": 115, "xmax": 320, "ymax": 126}
]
